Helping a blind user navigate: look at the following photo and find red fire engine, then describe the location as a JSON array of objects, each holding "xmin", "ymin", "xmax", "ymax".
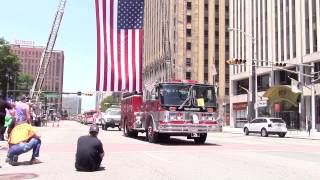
[{"xmin": 121, "ymin": 80, "xmax": 222, "ymax": 144}]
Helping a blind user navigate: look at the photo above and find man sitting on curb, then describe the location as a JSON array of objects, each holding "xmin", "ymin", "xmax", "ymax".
[
  {"xmin": 75, "ymin": 124, "xmax": 104, "ymax": 171},
  {"xmin": 5, "ymin": 121, "xmax": 41, "ymax": 166}
]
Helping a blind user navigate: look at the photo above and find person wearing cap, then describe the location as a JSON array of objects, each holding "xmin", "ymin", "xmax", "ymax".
[
  {"xmin": 5, "ymin": 121, "xmax": 41, "ymax": 166},
  {"xmin": 75, "ymin": 124, "xmax": 104, "ymax": 171}
]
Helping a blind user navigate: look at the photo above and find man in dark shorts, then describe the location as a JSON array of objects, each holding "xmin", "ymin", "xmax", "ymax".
[{"xmin": 75, "ymin": 124, "xmax": 104, "ymax": 171}]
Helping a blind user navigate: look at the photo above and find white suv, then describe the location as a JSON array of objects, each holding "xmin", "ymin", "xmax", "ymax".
[{"xmin": 243, "ymin": 117, "xmax": 287, "ymax": 137}]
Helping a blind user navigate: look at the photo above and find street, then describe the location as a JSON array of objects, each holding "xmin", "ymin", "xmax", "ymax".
[{"xmin": 1, "ymin": 120, "xmax": 320, "ymax": 180}]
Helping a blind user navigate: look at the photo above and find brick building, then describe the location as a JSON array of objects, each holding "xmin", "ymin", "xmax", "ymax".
[{"xmin": 10, "ymin": 42, "xmax": 64, "ymax": 110}]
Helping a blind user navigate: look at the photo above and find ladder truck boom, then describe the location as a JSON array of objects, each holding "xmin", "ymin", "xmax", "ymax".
[{"xmin": 29, "ymin": 0, "xmax": 67, "ymax": 102}]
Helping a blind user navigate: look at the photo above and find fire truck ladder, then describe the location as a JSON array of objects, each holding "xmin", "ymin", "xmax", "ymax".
[{"xmin": 29, "ymin": 0, "xmax": 67, "ymax": 103}]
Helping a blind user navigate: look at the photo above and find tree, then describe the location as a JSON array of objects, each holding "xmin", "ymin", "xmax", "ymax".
[
  {"xmin": 100, "ymin": 95, "xmax": 118, "ymax": 112},
  {"xmin": 0, "ymin": 38, "xmax": 21, "ymax": 97},
  {"xmin": 17, "ymin": 72, "xmax": 34, "ymax": 91}
]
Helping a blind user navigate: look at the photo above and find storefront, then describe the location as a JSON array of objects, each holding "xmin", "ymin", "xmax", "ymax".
[{"xmin": 232, "ymin": 102, "xmax": 248, "ymax": 128}]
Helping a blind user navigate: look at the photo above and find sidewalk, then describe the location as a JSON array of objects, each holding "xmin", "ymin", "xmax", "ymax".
[{"xmin": 223, "ymin": 127, "xmax": 320, "ymax": 140}]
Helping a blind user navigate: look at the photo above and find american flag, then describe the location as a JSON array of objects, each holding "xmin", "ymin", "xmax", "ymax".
[{"xmin": 95, "ymin": 0, "xmax": 144, "ymax": 92}]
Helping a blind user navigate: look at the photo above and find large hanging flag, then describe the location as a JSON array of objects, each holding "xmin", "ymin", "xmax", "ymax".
[{"xmin": 95, "ymin": 0, "xmax": 144, "ymax": 92}]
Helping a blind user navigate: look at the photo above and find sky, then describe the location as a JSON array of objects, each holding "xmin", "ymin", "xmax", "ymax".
[{"xmin": 0, "ymin": 0, "xmax": 97, "ymax": 110}]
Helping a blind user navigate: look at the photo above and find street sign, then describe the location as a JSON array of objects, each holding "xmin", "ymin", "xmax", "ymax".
[
  {"xmin": 44, "ymin": 93, "xmax": 61, "ymax": 98},
  {"xmin": 257, "ymin": 100, "xmax": 267, "ymax": 107}
]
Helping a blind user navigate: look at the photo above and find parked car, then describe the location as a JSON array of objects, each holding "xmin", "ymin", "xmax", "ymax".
[
  {"xmin": 243, "ymin": 117, "xmax": 287, "ymax": 137},
  {"xmin": 100, "ymin": 107, "xmax": 121, "ymax": 130}
]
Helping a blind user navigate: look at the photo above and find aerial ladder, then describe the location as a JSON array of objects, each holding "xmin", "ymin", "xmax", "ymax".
[{"xmin": 29, "ymin": 0, "xmax": 67, "ymax": 103}]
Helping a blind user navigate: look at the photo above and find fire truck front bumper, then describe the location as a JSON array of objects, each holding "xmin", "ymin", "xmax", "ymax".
[{"xmin": 157, "ymin": 123, "xmax": 222, "ymax": 133}]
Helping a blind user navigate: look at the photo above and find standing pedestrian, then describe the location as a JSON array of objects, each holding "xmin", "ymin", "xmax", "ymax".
[
  {"xmin": 0, "ymin": 94, "xmax": 12, "ymax": 141},
  {"xmin": 15, "ymin": 95, "xmax": 31, "ymax": 123},
  {"xmin": 7, "ymin": 95, "xmax": 31, "ymax": 135},
  {"xmin": 75, "ymin": 124, "xmax": 104, "ymax": 171},
  {"xmin": 308, "ymin": 120, "xmax": 312, "ymax": 136}
]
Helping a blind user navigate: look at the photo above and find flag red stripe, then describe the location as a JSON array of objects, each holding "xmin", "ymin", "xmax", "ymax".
[
  {"xmin": 95, "ymin": 0, "xmax": 101, "ymax": 91},
  {"xmin": 132, "ymin": 30, "xmax": 136, "ymax": 91},
  {"xmin": 117, "ymin": 31, "xmax": 122, "ymax": 91},
  {"xmin": 125, "ymin": 30, "xmax": 129, "ymax": 90},
  {"xmin": 109, "ymin": 0, "xmax": 114, "ymax": 91},
  {"xmin": 102, "ymin": 0, "xmax": 108, "ymax": 91},
  {"xmin": 139, "ymin": 30, "xmax": 143, "ymax": 92}
]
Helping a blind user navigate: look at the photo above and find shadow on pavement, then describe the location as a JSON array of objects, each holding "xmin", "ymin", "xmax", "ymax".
[
  {"xmin": 76, "ymin": 166, "xmax": 106, "ymax": 172},
  {"xmin": 159, "ymin": 137, "xmax": 221, "ymax": 146},
  {"xmin": 16, "ymin": 160, "xmax": 43, "ymax": 166},
  {"xmin": 124, "ymin": 135, "xmax": 221, "ymax": 146}
]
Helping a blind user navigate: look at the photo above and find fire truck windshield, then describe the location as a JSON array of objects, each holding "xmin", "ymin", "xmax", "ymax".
[
  {"xmin": 159, "ymin": 84, "xmax": 191, "ymax": 106},
  {"xmin": 159, "ymin": 84, "xmax": 216, "ymax": 108},
  {"xmin": 191, "ymin": 85, "xmax": 216, "ymax": 108}
]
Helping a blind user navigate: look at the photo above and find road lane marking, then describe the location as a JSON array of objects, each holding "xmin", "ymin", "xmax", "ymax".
[{"xmin": 143, "ymin": 151, "xmax": 173, "ymax": 163}]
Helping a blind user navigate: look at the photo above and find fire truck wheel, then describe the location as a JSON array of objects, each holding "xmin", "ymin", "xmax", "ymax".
[
  {"xmin": 124, "ymin": 119, "xmax": 138, "ymax": 137},
  {"xmin": 147, "ymin": 120, "xmax": 159, "ymax": 143},
  {"xmin": 194, "ymin": 133, "xmax": 207, "ymax": 144}
]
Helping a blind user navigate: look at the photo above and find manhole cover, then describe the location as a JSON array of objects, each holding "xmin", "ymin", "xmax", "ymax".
[{"xmin": 0, "ymin": 173, "xmax": 38, "ymax": 180}]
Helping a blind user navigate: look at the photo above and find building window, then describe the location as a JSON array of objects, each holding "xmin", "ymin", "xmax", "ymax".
[
  {"xmin": 314, "ymin": 62, "xmax": 320, "ymax": 79},
  {"xmin": 204, "ymin": 30, "xmax": 208, "ymax": 37},
  {"xmin": 204, "ymin": 17, "xmax": 208, "ymax": 24},
  {"xmin": 186, "ymin": 42, "xmax": 192, "ymax": 50},
  {"xmin": 257, "ymin": 74, "xmax": 270, "ymax": 91},
  {"xmin": 187, "ymin": 15, "xmax": 192, "ymax": 23},
  {"xmin": 305, "ymin": 0, "xmax": 310, "ymax": 54},
  {"xmin": 204, "ymin": 44, "xmax": 208, "ymax": 50},
  {"xmin": 186, "ymin": 58, "xmax": 192, "ymax": 66},
  {"xmin": 215, "ymin": 5, "xmax": 219, "ymax": 12},
  {"xmin": 312, "ymin": 0, "xmax": 317, "ymax": 52},
  {"xmin": 279, "ymin": 69, "xmax": 297, "ymax": 85},
  {"xmin": 186, "ymin": 72, "xmax": 191, "ymax": 80},
  {"xmin": 187, "ymin": 2, "xmax": 192, "ymax": 10},
  {"xmin": 235, "ymin": 79, "xmax": 249, "ymax": 95},
  {"xmin": 56, "ymin": 59, "xmax": 60, "ymax": 74},
  {"xmin": 186, "ymin": 29, "xmax": 192, "ymax": 37},
  {"xmin": 204, "ymin": 73, "xmax": 208, "ymax": 82},
  {"xmin": 204, "ymin": 3, "xmax": 208, "ymax": 11}
]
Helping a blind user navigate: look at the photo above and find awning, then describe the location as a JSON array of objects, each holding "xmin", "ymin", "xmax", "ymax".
[{"xmin": 263, "ymin": 85, "xmax": 301, "ymax": 107}]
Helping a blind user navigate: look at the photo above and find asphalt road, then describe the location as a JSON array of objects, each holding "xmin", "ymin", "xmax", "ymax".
[{"xmin": 1, "ymin": 120, "xmax": 320, "ymax": 180}]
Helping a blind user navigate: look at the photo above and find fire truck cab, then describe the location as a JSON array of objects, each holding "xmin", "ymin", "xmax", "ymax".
[{"xmin": 121, "ymin": 80, "xmax": 222, "ymax": 144}]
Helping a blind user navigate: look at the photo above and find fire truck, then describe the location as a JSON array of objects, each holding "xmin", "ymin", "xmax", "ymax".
[{"xmin": 121, "ymin": 80, "xmax": 222, "ymax": 144}]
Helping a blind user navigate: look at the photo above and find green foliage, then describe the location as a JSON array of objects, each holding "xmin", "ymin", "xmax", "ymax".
[
  {"xmin": 17, "ymin": 72, "xmax": 34, "ymax": 90},
  {"xmin": 100, "ymin": 95, "xmax": 118, "ymax": 112},
  {"xmin": 0, "ymin": 38, "xmax": 21, "ymax": 96}
]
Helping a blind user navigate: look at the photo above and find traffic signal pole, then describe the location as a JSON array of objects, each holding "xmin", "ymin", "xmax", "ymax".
[{"xmin": 251, "ymin": 61, "xmax": 256, "ymax": 119}]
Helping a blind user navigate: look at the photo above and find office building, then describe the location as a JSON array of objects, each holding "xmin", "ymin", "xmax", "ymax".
[{"xmin": 229, "ymin": 0, "xmax": 320, "ymax": 130}]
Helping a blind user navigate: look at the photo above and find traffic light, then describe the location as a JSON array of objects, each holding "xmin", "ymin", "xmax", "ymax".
[
  {"xmin": 226, "ymin": 58, "xmax": 247, "ymax": 65},
  {"xmin": 83, "ymin": 92, "xmax": 93, "ymax": 96},
  {"xmin": 274, "ymin": 62, "xmax": 286, "ymax": 67},
  {"xmin": 77, "ymin": 91, "xmax": 82, "ymax": 96}
]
